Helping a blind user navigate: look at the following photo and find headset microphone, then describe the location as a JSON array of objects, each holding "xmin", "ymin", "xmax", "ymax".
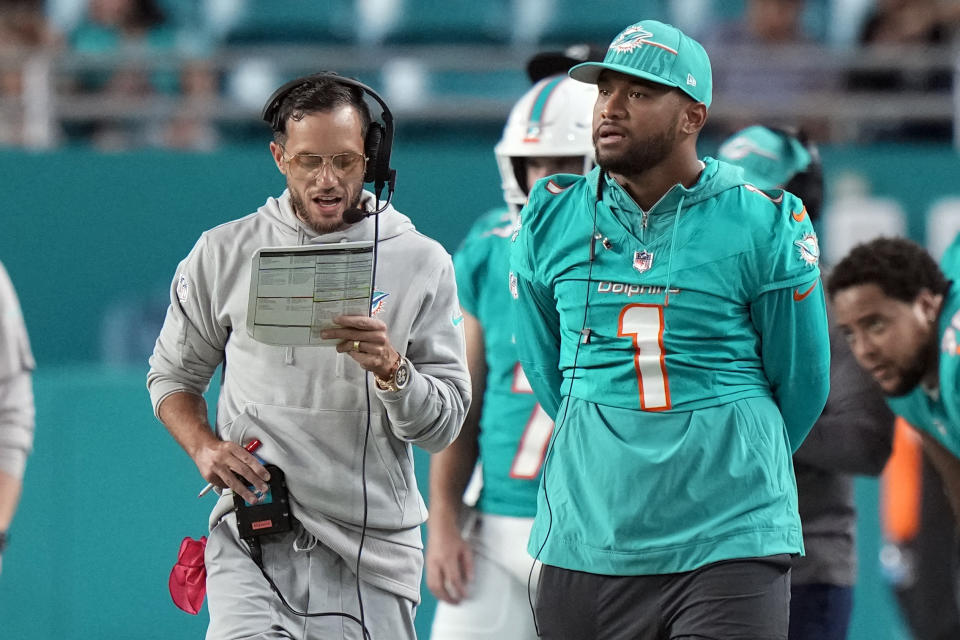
[
  {"xmin": 342, "ymin": 208, "xmax": 367, "ymax": 224},
  {"xmin": 342, "ymin": 169, "xmax": 397, "ymax": 224}
]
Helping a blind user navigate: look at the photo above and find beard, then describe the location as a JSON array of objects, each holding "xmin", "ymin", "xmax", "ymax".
[
  {"xmin": 884, "ymin": 337, "xmax": 939, "ymax": 397},
  {"xmin": 594, "ymin": 122, "xmax": 678, "ymax": 177},
  {"xmin": 289, "ymin": 183, "xmax": 363, "ymax": 236}
]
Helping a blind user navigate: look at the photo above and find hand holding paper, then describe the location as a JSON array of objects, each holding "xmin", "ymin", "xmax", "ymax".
[{"xmin": 321, "ymin": 315, "xmax": 400, "ymax": 379}]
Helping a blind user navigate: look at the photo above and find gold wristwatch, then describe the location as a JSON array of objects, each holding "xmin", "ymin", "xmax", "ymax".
[{"xmin": 375, "ymin": 354, "xmax": 410, "ymax": 392}]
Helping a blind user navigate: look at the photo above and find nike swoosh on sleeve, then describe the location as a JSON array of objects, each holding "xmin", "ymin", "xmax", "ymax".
[
  {"xmin": 792, "ymin": 206, "xmax": 808, "ymax": 222},
  {"xmin": 793, "ymin": 281, "xmax": 818, "ymax": 301}
]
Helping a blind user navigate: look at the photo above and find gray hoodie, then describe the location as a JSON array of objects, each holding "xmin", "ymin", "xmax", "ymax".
[
  {"xmin": 147, "ymin": 190, "xmax": 470, "ymax": 602},
  {"xmin": 0, "ymin": 260, "xmax": 34, "ymax": 480}
]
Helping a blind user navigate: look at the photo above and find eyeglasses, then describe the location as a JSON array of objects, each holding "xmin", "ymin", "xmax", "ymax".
[{"xmin": 281, "ymin": 147, "xmax": 367, "ymax": 180}]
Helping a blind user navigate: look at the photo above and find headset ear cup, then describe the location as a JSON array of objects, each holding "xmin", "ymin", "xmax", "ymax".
[{"xmin": 364, "ymin": 125, "xmax": 383, "ymax": 183}]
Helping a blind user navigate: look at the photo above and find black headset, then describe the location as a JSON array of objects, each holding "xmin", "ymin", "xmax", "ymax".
[{"xmin": 261, "ymin": 72, "xmax": 396, "ymax": 201}]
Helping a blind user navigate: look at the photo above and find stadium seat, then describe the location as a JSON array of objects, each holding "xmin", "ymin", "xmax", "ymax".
[
  {"xmin": 925, "ymin": 197, "xmax": 960, "ymax": 261},
  {"xmin": 222, "ymin": 0, "xmax": 356, "ymax": 45},
  {"xmin": 537, "ymin": 0, "xmax": 667, "ymax": 46},
  {"xmin": 822, "ymin": 196, "xmax": 907, "ymax": 265},
  {"xmin": 431, "ymin": 68, "xmax": 528, "ymax": 100},
  {"xmin": 381, "ymin": 0, "xmax": 512, "ymax": 44}
]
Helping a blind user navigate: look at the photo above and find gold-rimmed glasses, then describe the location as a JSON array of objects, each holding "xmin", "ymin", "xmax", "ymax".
[{"xmin": 281, "ymin": 147, "xmax": 368, "ymax": 180}]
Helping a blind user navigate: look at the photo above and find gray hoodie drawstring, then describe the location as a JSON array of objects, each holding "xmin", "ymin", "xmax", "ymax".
[{"xmin": 293, "ymin": 526, "xmax": 318, "ymax": 553}]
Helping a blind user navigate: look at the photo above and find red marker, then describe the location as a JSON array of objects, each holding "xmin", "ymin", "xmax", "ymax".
[{"xmin": 197, "ymin": 439, "xmax": 262, "ymax": 498}]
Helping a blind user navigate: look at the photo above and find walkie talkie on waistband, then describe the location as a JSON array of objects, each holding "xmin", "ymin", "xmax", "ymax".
[{"xmin": 233, "ymin": 464, "xmax": 292, "ymax": 564}]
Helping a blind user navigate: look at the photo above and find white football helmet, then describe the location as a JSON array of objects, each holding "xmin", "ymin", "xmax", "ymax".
[{"xmin": 495, "ymin": 75, "xmax": 597, "ymax": 213}]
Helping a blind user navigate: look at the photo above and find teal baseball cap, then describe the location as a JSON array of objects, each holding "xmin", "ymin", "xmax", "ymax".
[
  {"xmin": 569, "ymin": 20, "xmax": 712, "ymax": 107},
  {"xmin": 717, "ymin": 125, "xmax": 813, "ymax": 188}
]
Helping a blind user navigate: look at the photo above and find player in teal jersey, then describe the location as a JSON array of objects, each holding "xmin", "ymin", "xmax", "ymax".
[
  {"xmin": 830, "ymin": 237, "xmax": 960, "ymax": 528},
  {"xmin": 426, "ymin": 62, "xmax": 597, "ymax": 639},
  {"xmin": 509, "ymin": 20, "xmax": 831, "ymax": 638}
]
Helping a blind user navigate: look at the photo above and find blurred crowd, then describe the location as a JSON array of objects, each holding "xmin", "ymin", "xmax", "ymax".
[
  {"xmin": 0, "ymin": 0, "xmax": 959, "ymax": 149},
  {"xmin": 0, "ymin": 0, "xmax": 221, "ymax": 149}
]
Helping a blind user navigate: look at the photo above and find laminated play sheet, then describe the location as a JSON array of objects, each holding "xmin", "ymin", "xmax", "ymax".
[{"xmin": 246, "ymin": 242, "xmax": 374, "ymax": 346}]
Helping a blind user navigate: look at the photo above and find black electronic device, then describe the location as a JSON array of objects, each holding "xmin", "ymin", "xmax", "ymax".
[{"xmin": 233, "ymin": 464, "xmax": 292, "ymax": 540}]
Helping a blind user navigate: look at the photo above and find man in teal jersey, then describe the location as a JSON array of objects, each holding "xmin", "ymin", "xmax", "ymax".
[
  {"xmin": 830, "ymin": 237, "xmax": 960, "ymax": 528},
  {"xmin": 427, "ymin": 61, "xmax": 597, "ymax": 639},
  {"xmin": 509, "ymin": 20, "xmax": 831, "ymax": 638},
  {"xmin": 720, "ymin": 125, "xmax": 894, "ymax": 640}
]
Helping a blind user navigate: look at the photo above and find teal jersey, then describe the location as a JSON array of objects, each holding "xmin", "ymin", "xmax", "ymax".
[
  {"xmin": 941, "ymin": 232, "xmax": 960, "ymax": 277},
  {"xmin": 454, "ymin": 208, "xmax": 549, "ymax": 518},
  {"xmin": 509, "ymin": 160, "xmax": 831, "ymax": 575},
  {"xmin": 887, "ymin": 282, "xmax": 960, "ymax": 459}
]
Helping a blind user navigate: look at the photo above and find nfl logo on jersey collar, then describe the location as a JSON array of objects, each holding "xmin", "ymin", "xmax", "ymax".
[{"xmin": 633, "ymin": 250, "xmax": 654, "ymax": 273}]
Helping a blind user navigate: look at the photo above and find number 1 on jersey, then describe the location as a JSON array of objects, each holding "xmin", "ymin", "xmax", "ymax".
[{"xmin": 618, "ymin": 304, "xmax": 671, "ymax": 410}]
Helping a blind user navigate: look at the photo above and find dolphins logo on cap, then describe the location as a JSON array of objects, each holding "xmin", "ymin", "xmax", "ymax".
[{"xmin": 610, "ymin": 25, "xmax": 677, "ymax": 55}]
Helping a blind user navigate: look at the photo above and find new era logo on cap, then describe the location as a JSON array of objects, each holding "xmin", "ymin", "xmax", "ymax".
[{"xmin": 569, "ymin": 19, "xmax": 713, "ymax": 108}]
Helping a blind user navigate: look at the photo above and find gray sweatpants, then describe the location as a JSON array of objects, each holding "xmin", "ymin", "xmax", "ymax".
[{"xmin": 205, "ymin": 512, "xmax": 416, "ymax": 640}]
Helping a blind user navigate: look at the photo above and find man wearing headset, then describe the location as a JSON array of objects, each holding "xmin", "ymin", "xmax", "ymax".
[
  {"xmin": 719, "ymin": 125, "xmax": 894, "ymax": 640},
  {"xmin": 0, "ymin": 260, "xmax": 34, "ymax": 577},
  {"xmin": 509, "ymin": 20, "xmax": 831, "ymax": 638},
  {"xmin": 147, "ymin": 74, "xmax": 469, "ymax": 639},
  {"xmin": 426, "ymin": 55, "xmax": 597, "ymax": 639}
]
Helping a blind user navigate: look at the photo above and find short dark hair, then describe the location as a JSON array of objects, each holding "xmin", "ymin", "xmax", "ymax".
[
  {"xmin": 827, "ymin": 237, "xmax": 949, "ymax": 302},
  {"xmin": 272, "ymin": 76, "xmax": 372, "ymax": 145}
]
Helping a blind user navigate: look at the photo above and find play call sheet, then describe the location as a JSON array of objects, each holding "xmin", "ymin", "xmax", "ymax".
[{"xmin": 246, "ymin": 242, "xmax": 374, "ymax": 346}]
